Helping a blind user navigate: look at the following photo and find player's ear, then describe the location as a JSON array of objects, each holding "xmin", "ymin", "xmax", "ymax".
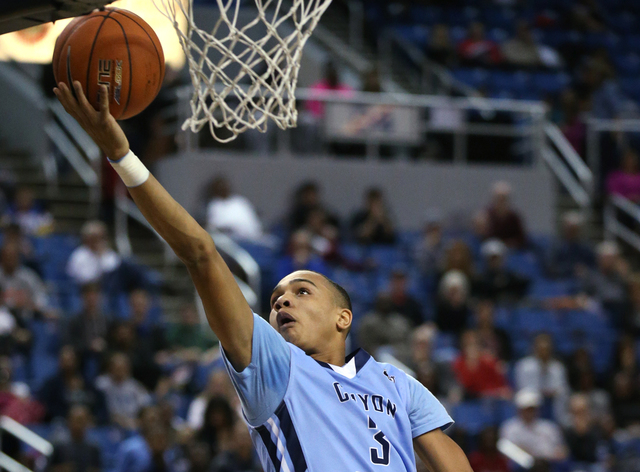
[{"xmin": 336, "ymin": 308, "xmax": 352, "ymax": 333}]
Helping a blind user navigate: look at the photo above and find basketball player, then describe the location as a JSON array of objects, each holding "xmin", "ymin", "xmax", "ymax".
[{"xmin": 54, "ymin": 81, "xmax": 473, "ymax": 471}]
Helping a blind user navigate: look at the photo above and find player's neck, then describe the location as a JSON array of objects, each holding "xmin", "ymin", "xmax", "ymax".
[{"xmin": 309, "ymin": 344, "xmax": 347, "ymax": 366}]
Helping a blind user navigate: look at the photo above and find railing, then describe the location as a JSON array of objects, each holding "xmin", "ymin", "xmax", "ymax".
[
  {"xmin": 605, "ymin": 194, "xmax": 640, "ymax": 253},
  {"xmin": 381, "ymin": 30, "xmax": 477, "ymax": 97},
  {"xmin": 46, "ymin": 98, "xmax": 102, "ymax": 217},
  {"xmin": 0, "ymin": 416, "xmax": 53, "ymax": 472}
]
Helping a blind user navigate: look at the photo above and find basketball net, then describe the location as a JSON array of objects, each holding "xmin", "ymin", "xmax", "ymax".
[{"xmin": 154, "ymin": 0, "xmax": 332, "ymax": 143}]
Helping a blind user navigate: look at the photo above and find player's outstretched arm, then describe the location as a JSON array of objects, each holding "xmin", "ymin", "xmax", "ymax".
[
  {"xmin": 414, "ymin": 429, "xmax": 473, "ymax": 472},
  {"xmin": 54, "ymin": 81, "xmax": 253, "ymax": 370}
]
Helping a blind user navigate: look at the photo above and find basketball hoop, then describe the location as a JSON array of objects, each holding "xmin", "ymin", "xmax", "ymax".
[{"xmin": 154, "ymin": 0, "xmax": 332, "ymax": 143}]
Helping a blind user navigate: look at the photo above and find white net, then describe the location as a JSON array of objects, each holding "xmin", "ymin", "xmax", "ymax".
[{"xmin": 155, "ymin": 0, "xmax": 332, "ymax": 142}]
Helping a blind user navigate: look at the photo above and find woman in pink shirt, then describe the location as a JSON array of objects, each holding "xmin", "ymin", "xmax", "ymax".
[
  {"xmin": 305, "ymin": 61, "xmax": 353, "ymax": 119},
  {"xmin": 607, "ymin": 149, "xmax": 640, "ymax": 202}
]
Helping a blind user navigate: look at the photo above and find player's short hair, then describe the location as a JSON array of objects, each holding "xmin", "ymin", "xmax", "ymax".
[{"xmin": 309, "ymin": 271, "xmax": 352, "ymax": 312}]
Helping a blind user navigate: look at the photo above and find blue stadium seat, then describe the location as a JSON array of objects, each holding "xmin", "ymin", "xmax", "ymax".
[
  {"xmin": 483, "ymin": 8, "xmax": 517, "ymax": 31},
  {"xmin": 86, "ymin": 426, "xmax": 126, "ymax": 471},
  {"xmin": 451, "ymin": 68, "xmax": 489, "ymax": 89},
  {"xmin": 512, "ymin": 307, "xmax": 559, "ymax": 333},
  {"xmin": 614, "ymin": 52, "xmax": 640, "ymax": 77},
  {"xmin": 528, "ymin": 278, "xmax": 577, "ymax": 299},
  {"xmin": 451, "ymin": 401, "xmax": 495, "ymax": 435},
  {"xmin": 532, "ymin": 72, "xmax": 571, "ymax": 95},
  {"xmin": 395, "ymin": 25, "xmax": 430, "ymax": 48},
  {"xmin": 506, "ymin": 250, "xmax": 542, "ymax": 279},
  {"xmin": 411, "ymin": 6, "xmax": 443, "ymax": 25}
]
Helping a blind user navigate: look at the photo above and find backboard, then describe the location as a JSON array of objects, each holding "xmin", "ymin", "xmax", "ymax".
[{"xmin": 0, "ymin": 0, "xmax": 114, "ymax": 35}]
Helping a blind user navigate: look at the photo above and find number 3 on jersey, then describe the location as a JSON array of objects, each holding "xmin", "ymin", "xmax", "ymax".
[{"xmin": 368, "ymin": 417, "xmax": 390, "ymax": 466}]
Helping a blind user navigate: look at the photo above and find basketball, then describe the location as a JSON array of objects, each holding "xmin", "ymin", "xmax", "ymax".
[{"xmin": 52, "ymin": 8, "xmax": 165, "ymax": 120}]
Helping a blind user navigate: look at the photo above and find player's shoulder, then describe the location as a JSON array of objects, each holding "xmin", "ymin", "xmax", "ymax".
[{"xmin": 371, "ymin": 360, "xmax": 413, "ymax": 385}]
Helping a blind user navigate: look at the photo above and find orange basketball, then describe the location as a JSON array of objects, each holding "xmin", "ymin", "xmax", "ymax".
[{"xmin": 53, "ymin": 8, "xmax": 165, "ymax": 120}]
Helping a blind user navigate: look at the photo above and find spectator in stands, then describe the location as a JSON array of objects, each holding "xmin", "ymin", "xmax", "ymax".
[
  {"xmin": 473, "ymin": 239, "xmax": 530, "ymax": 304},
  {"xmin": 197, "ymin": 396, "xmax": 237, "ymax": 458},
  {"xmin": 579, "ymin": 241, "xmax": 630, "ymax": 326},
  {"xmin": 275, "ymin": 229, "xmax": 331, "ymax": 283},
  {"xmin": 563, "ymin": 393, "xmax": 608, "ymax": 466},
  {"xmin": 468, "ymin": 427, "xmax": 510, "ymax": 472},
  {"xmin": 129, "ymin": 289, "xmax": 166, "ymax": 354},
  {"xmin": 388, "ymin": 269, "xmax": 423, "ymax": 327},
  {"xmin": 184, "ymin": 442, "xmax": 212, "ymax": 472},
  {"xmin": 457, "ymin": 22, "xmax": 502, "ymax": 67},
  {"xmin": 569, "ymin": 0, "xmax": 606, "ymax": 32},
  {"xmin": 409, "ymin": 325, "xmax": 460, "ymax": 404},
  {"xmin": 474, "ymin": 299, "xmax": 512, "ymax": 362},
  {"xmin": 112, "ymin": 406, "xmax": 171, "ymax": 472},
  {"xmin": 350, "ymin": 188, "xmax": 396, "ymax": 245},
  {"xmin": 557, "ymin": 88, "xmax": 587, "ymax": 157},
  {"xmin": 50, "ymin": 404, "xmax": 101, "ymax": 472},
  {"xmin": 500, "ymin": 389, "xmax": 568, "ymax": 465},
  {"xmin": 567, "ymin": 352, "xmax": 610, "ymax": 426},
  {"xmin": 434, "ymin": 270, "xmax": 471, "ymax": 336},
  {"xmin": 468, "ymin": 210, "xmax": 491, "ymax": 259},
  {"xmin": 205, "ymin": 175, "xmax": 263, "ymax": 242},
  {"xmin": 515, "ymin": 333, "xmax": 570, "ymax": 424},
  {"xmin": 96, "ymin": 352, "xmax": 151, "ymax": 430},
  {"xmin": 502, "ymin": 20, "xmax": 543, "ymax": 68},
  {"xmin": 4, "ymin": 223, "xmax": 42, "ymax": 277},
  {"xmin": 305, "ymin": 61, "xmax": 352, "ymax": 119},
  {"xmin": 625, "ymin": 274, "xmax": 640, "ymax": 335},
  {"xmin": 453, "ymin": 330, "xmax": 510, "ymax": 400},
  {"xmin": 67, "ymin": 220, "xmax": 121, "ymax": 285},
  {"xmin": 5, "ymin": 186, "xmax": 53, "ymax": 236},
  {"xmin": 64, "ymin": 283, "xmax": 108, "ymax": 362},
  {"xmin": 210, "ymin": 424, "xmax": 262, "ymax": 472},
  {"xmin": 165, "ymin": 303, "xmax": 217, "ymax": 363},
  {"xmin": 414, "ymin": 211, "xmax": 445, "ymax": 276},
  {"xmin": 357, "ymin": 293, "xmax": 412, "ymax": 359},
  {"xmin": 426, "ymin": 24, "xmax": 457, "ymax": 68},
  {"xmin": 606, "ymin": 148, "xmax": 640, "ymax": 203},
  {"xmin": 610, "ymin": 371, "xmax": 640, "ymax": 428},
  {"xmin": 546, "ymin": 211, "xmax": 595, "ymax": 279},
  {"xmin": 0, "ymin": 239, "xmax": 50, "ymax": 320},
  {"xmin": 108, "ymin": 321, "xmax": 162, "ymax": 391},
  {"xmin": 0, "ymin": 286, "xmax": 30, "ymax": 357},
  {"xmin": 441, "ymin": 239, "xmax": 475, "ymax": 280},
  {"xmin": 287, "ymin": 181, "xmax": 339, "ymax": 232},
  {"xmin": 486, "ymin": 181, "xmax": 527, "ymax": 249},
  {"xmin": 187, "ymin": 370, "xmax": 236, "ymax": 431},
  {"xmin": 38, "ymin": 345, "xmax": 106, "ymax": 423},
  {"xmin": 586, "ymin": 58, "xmax": 637, "ymax": 120}
]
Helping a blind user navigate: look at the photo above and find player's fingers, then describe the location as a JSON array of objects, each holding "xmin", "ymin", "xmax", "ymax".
[
  {"xmin": 73, "ymin": 81, "xmax": 94, "ymax": 114},
  {"xmin": 54, "ymin": 82, "xmax": 80, "ymax": 116},
  {"xmin": 98, "ymin": 84, "xmax": 111, "ymax": 121}
]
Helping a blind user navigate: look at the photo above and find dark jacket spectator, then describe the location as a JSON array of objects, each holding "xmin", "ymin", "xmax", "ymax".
[
  {"xmin": 546, "ymin": 211, "xmax": 595, "ymax": 279},
  {"xmin": 435, "ymin": 270, "xmax": 471, "ymax": 336},
  {"xmin": 350, "ymin": 188, "xmax": 396, "ymax": 245},
  {"xmin": 473, "ymin": 239, "xmax": 530, "ymax": 304},
  {"xmin": 468, "ymin": 428, "xmax": 510, "ymax": 472},
  {"xmin": 50, "ymin": 405, "xmax": 101, "ymax": 472},
  {"xmin": 426, "ymin": 24, "xmax": 457, "ymax": 67},
  {"xmin": 388, "ymin": 270, "xmax": 423, "ymax": 327},
  {"xmin": 198, "ymin": 397, "xmax": 236, "ymax": 458},
  {"xmin": 474, "ymin": 300, "xmax": 512, "ymax": 362},
  {"xmin": 486, "ymin": 181, "xmax": 527, "ymax": 249},
  {"xmin": 287, "ymin": 181, "xmax": 339, "ymax": 232},
  {"xmin": 37, "ymin": 345, "xmax": 107, "ymax": 423},
  {"xmin": 563, "ymin": 394, "xmax": 606, "ymax": 464}
]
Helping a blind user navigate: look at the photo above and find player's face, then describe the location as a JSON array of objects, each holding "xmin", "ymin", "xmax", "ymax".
[{"xmin": 269, "ymin": 271, "xmax": 344, "ymax": 354}]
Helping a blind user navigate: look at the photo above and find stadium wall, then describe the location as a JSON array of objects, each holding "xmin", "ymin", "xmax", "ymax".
[{"xmin": 156, "ymin": 152, "xmax": 557, "ymax": 234}]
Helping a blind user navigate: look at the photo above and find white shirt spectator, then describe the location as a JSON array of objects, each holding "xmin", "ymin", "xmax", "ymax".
[
  {"xmin": 66, "ymin": 245, "xmax": 120, "ymax": 284},
  {"xmin": 187, "ymin": 395, "xmax": 208, "ymax": 430},
  {"xmin": 500, "ymin": 416, "xmax": 566, "ymax": 461},
  {"xmin": 95, "ymin": 374, "xmax": 151, "ymax": 420},
  {"xmin": 206, "ymin": 195, "xmax": 263, "ymax": 241},
  {"xmin": 515, "ymin": 356, "xmax": 570, "ymax": 424}
]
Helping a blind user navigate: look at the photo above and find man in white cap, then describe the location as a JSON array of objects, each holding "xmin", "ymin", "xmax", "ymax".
[{"xmin": 500, "ymin": 389, "xmax": 568, "ymax": 465}]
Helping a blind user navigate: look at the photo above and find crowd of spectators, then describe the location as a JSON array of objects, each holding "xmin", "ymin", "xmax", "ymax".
[{"xmin": 3, "ymin": 161, "xmax": 640, "ymax": 472}]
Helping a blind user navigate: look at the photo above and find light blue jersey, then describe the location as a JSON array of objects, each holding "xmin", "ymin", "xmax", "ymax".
[{"xmin": 222, "ymin": 314, "xmax": 453, "ymax": 472}]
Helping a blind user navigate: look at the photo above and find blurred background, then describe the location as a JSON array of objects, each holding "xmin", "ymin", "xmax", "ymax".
[{"xmin": 1, "ymin": 0, "xmax": 640, "ymax": 471}]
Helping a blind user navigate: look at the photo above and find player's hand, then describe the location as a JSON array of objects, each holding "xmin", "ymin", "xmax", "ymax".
[{"xmin": 53, "ymin": 81, "xmax": 130, "ymax": 160}]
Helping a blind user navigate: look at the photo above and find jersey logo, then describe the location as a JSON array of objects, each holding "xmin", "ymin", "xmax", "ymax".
[{"xmin": 383, "ymin": 370, "xmax": 395, "ymax": 383}]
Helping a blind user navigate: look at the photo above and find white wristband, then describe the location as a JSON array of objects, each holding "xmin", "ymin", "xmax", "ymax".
[{"xmin": 108, "ymin": 150, "xmax": 150, "ymax": 188}]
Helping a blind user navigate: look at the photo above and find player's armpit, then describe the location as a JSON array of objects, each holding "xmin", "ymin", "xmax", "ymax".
[{"xmin": 413, "ymin": 429, "xmax": 473, "ymax": 472}]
